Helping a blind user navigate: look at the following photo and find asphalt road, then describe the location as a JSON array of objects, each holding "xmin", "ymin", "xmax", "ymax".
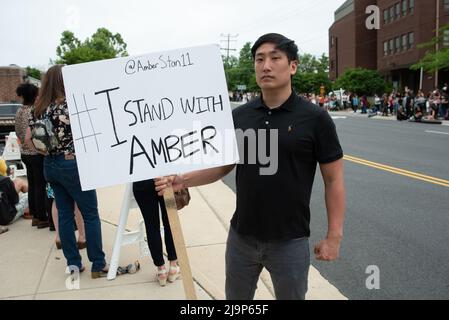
[{"xmin": 222, "ymin": 108, "xmax": 449, "ymax": 299}]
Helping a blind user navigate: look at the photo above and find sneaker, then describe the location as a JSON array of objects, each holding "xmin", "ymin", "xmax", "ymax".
[
  {"xmin": 168, "ymin": 264, "xmax": 181, "ymax": 283},
  {"xmin": 157, "ymin": 267, "xmax": 168, "ymax": 286}
]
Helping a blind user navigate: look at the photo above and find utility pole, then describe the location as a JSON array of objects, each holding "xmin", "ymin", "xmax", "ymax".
[
  {"xmin": 335, "ymin": 37, "xmax": 339, "ymax": 79},
  {"xmin": 220, "ymin": 33, "xmax": 238, "ymax": 65},
  {"xmin": 435, "ymin": 0, "xmax": 440, "ymax": 88}
]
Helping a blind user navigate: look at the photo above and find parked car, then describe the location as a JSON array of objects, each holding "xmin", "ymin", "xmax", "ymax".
[{"xmin": 0, "ymin": 103, "xmax": 22, "ymax": 143}]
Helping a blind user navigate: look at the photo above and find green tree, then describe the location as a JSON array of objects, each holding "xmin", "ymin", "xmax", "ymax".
[
  {"xmin": 223, "ymin": 42, "xmax": 257, "ymax": 91},
  {"xmin": 26, "ymin": 66, "xmax": 42, "ymax": 80},
  {"xmin": 334, "ymin": 68, "xmax": 386, "ymax": 96},
  {"xmin": 294, "ymin": 53, "xmax": 331, "ymax": 94},
  {"xmin": 236, "ymin": 42, "xmax": 257, "ymax": 91},
  {"xmin": 55, "ymin": 28, "xmax": 128, "ymax": 65},
  {"xmin": 297, "ymin": 53, "xmax": 329, "ymax": 74},
  {"xmin": 317, "ymin": 54, "xmax": 329, "ymax": 73},
  {"xmin": 293, "ymin": 72, "xmax": 332, "ymax": 95},
  {"xmin": 411, "ymin": 23, "xmax": 449, "ymax": 73},
  {"xmin": 298, "ymin": 53, "xmax": 318, "ymax": 73},
  {"xmin": 222, "ymin": 42, "xmax": 330, "ymax": 94}
]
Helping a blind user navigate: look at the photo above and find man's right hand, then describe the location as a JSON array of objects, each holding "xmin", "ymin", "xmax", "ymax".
[{"xmin": 154, "ymin": 175, "xmax": 185, "ymax": 196}]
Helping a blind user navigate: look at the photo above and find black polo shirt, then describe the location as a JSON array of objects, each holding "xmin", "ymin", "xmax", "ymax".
[{"xmin": 231, "ymin": 92, "xmax": 343, "ymax": 241}]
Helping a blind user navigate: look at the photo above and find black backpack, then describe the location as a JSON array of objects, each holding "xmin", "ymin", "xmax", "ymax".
[{"xmin": 31, "ymin": 106, "xmax": 59, "ymax": 154}]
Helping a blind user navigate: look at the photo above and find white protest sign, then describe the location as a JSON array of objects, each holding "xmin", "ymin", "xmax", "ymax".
[{"xmin": 62, "ymin": 45, "xmax": 239, "ymax": 191}]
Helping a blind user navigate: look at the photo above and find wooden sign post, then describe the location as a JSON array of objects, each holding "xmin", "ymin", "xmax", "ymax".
[{"xmin": 163, "ymin": 187, "xmax": 197, "ymax": 300}]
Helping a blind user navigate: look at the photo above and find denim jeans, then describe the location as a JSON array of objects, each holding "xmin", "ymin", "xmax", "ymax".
[
  {"xmin": 225, "ymin": 227, "xmax": 310, "ymax": 300},
  {"xmin": 439, "ymin": 104, "xmax": 448, "ymax": 119},
  {"xmin": 44, "ymin": 155, "xmax": 106, "ymax": 272}
]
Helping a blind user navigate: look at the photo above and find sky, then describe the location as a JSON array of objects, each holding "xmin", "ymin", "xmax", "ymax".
[{"xmin": 0, "ymin": 0, "xmax": 345, "ymax": 70}]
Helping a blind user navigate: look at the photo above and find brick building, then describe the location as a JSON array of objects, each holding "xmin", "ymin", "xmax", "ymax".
[
  {"xmin": 329, "ymin": 0, "xmax": 378, "ymax": 80},
  {"xmin": 329, "ymin": 0, "xmax": 449, "ymax": 93},
  {"xmin": 0, "ymin": 66, "xmax": 27, "ymax": 103}
]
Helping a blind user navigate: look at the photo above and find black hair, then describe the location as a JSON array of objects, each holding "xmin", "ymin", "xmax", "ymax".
[
  {"xmin": 16, "ymin": 82, "xmax": 39, "ymax": 105},
  {"xmin": 251, "ymin": 33, "xmax": 299, "ymax": 62}
]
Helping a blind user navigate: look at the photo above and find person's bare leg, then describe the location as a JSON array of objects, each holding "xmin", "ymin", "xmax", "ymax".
[
  {"xmin": 168, "ymin": 260, "xmax": 181, "ymax": 282},
  {"xmin": 13, "ymin": 179, "xmax": 28, "ymax": 194},
  {"xmin": 74, "ymin": 204, "xmax": 86, "ymax": 243}
]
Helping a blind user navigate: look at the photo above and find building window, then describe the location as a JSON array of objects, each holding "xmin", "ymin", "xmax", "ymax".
[
  {"xmin": 395, "ymin": 37, "xmax": 401, "ymax": 53},
  {"xmin": 389, "ymin": 39, "xmax": 394, "ymax": 54},
  {"xmin": 402, "ymin": 34, "xmax": 408, "ymax": 51},
  {"xmin": 390, "ymin": 6, "xmax": 395, "ymax": 21},
  {"xmin": 444, "ymin": 30, "xmax": 449, "ymax": 46},
  {"xmin": 402, "ymin": 0, "xmax": 407, "ymax": 16},
  {"xmin": 408, "ymin": 32, "xmax": 414, "ymax": 49},
  {"xmin": 409, "ymin": 0, "xmax": 414, "ymax": 14},
  {"xmin": 445, "ymin": 0, "xmax": 449, "ymax": 11},
  {"xmin": 384, "ymin": 41, "xmax": 389, "ymax": 56},
  {"xmin": 330, "ymin": 59, "xmax": 335, "ymax": 70},
  {"xmin": 395, "ymin": 3, "xmax": 401, "ymax": 19},
  {"xmin": 330, "ymin": 36, "xmax": 334, "ymax": 47}
]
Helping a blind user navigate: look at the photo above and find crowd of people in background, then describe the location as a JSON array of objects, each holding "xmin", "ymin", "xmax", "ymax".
[
  {"xmin": 305, "ymin": 85, "xmax": 449, "ymax": 122},
  {"xmin": 375, "ymin": 86, "xmax": 448, "ymax": 122},
  {"xmin": 231, "ymin": 84, "xmax": 449, "ymax": 123},
  {"xmin": 229, "ymin": 91, "xmax": 257, "ymax": 103}
]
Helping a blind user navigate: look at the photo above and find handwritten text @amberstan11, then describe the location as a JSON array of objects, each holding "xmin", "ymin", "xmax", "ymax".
[{"xmin": 125, "ymin": 52, "xmax": 194, "ymax": 75}]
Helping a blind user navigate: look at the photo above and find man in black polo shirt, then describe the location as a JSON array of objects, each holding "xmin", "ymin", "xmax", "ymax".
[{"xmin": 156, "ymin": 33, "xmax": 345, "ymax": 300}]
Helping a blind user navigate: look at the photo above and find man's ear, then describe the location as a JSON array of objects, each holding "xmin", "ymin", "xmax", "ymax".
[{"xmin": 290, "ymin": 60, "xmax": 298, "ymax": 75}]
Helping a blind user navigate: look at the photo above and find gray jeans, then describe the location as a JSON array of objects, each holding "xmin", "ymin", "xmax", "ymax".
[{"xmin": 225, "ymin": 227, "xmax": 310, "ymax": 300}]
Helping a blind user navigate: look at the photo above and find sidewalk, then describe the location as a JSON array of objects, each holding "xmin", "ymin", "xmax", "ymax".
[
  {"xmin": 331, "ymin": 110, "xmax": 449, "ymax": 126},
  {"xmin": 0, "ymin": 180, "xmax": 347, "ymax": 300}
]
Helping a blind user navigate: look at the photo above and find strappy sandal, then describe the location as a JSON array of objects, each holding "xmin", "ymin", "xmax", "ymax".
[
  {"xmin": 168, "ymin": 264, "xmax": 181, "ymax": 283},
  {"xmin": 157, "ymin": 267, "xmax": 168, "ymax": 287}
]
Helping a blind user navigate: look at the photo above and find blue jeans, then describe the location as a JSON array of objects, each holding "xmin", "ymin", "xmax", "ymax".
[
  {"xmin": 44, "ymin": 155, "xmax": 106, "ymax": 272},
  {"xmin": 225, "ymin": 227, "xmax": 310, "ymax": 300},
  {"xmin": 439, "ymin": 104, "xmax": 448, "ymax": 118}
]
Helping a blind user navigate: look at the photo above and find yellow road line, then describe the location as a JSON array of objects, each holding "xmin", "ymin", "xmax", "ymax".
[
  {"xmin": 343, "ymin": 155, "xmax": 449, "ymax": 188},
  {"xmin": 344, "ymin": 155, "xmax": 449, "ymax": 184}
]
